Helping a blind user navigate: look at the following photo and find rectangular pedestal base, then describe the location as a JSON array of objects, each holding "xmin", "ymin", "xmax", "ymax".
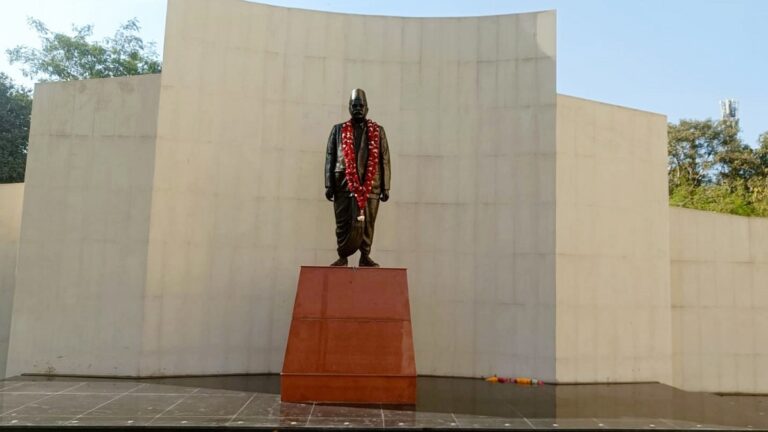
[
  {"xmin": 281, "ymin": 374, "xmax": 416, "ymax": 404},
  {"xmin": 281, "ymin": 266, "xmax": 416, "ymax": 404}
]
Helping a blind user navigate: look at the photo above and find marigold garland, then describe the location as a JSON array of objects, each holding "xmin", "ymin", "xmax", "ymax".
[{"xmin": 341, "ymin": 119, "xmax": 380, "ymax": 221}]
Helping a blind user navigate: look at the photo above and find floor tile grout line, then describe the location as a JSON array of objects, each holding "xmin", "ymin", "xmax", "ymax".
[
  {"xmin": 0, "ymin": 382, "xmax": 87, "ymax": 417},
  {"xmin": 523, "ymin": 416, "xmax": 536, "ymax": 430},
  {"xmin": 305, "ymin": 403, "xmax": 315, "ymax": 427},
  {"xmin": 225, "ymin": 392, "xmax": 257, "ymax": 426},
  {"xmin": 125, "ymin": 383, "xmax": 148, "ymax": 394},
  {"xmin": 509, "ymin": 405, "xmax": 525, "ymax": 419},
  {"xmin": 380, "ymin": 404, "xmax": 385, "ymax": 429},
  {"xmin": 68, "ymin": 383, "xmax": 146, "ymax": 423},
  {"xmin": 146, "ymin": 387, "xmax": 201, "ymax": 426}
]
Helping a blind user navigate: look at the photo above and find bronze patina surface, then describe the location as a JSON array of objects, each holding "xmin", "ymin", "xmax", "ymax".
[{"xmin": 324, "ymin": 89, "xmax": 391, "ymax": 267}]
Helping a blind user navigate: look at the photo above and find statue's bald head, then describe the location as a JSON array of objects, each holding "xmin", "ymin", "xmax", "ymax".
[{"xmin": 348, "ymin": 88, "xmax": 369, "ymax": 121}]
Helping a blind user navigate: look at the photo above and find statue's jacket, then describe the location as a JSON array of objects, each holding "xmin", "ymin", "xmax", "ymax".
[{"xmin": 324, "ymin": 122, "xmax": 391, "ymax": 198}]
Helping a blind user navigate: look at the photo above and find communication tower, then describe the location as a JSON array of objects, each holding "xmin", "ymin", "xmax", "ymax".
[{"xmin": 720, "ymin": 99, "xmax": 739, "ymax": 123}]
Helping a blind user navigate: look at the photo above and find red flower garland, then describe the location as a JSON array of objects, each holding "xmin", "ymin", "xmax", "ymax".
[{"xmin": 341, "ymin": 119, "xmax": 380, "ymax": 220}]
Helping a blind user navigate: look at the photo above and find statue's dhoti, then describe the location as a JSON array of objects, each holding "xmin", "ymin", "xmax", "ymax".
[{"xmin": 333, "ymin": 191, "xmax": 379, "ymax": 258}]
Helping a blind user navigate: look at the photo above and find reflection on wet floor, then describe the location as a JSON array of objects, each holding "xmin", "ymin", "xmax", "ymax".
[{"xmin": 0, "ymin": 374, "xmax": 765, "ymax": 430}]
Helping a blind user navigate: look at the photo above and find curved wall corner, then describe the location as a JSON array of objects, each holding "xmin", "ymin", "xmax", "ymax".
[{"xmin": 140, "ymin": 0, "xmax": 557, "ymax": 378}]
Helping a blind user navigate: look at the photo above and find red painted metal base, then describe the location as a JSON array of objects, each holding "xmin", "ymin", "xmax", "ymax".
[{"xmin": 281, "ymin": 266, "xmax": 416, "ymax": 404}]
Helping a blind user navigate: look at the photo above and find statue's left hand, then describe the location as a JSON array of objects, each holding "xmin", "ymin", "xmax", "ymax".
[{"xmin": 380, "ymin": 191, "xmax": 389, "ymax": 202}]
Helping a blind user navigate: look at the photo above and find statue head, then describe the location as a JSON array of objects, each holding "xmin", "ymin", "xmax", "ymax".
[{"xmin": 348, "ymin": 88, "xmax": 368, "ymax": 121}]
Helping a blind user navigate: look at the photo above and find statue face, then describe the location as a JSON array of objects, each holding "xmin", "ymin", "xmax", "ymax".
[{"xmin": 348, "ymin": 89, "xmax": 368, "ymax": 120}]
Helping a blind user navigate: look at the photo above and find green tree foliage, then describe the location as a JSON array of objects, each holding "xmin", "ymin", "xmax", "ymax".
[
  {"xmin": 0, "ymin": 73, "xmax": 32, "ymax": 183},
  {"xmin": 668, "ymin": 119, "xmax": 768, "ymax": 217},
  {"xmin": 2, "ymin": 18, "xmax": 161, "ymax": 183},
  {"xmin": 7, "ymin": 18, "xmax": 161, "ymax": 81}
]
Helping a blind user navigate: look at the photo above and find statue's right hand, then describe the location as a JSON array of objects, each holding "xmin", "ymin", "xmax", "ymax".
[{"xmin": 325, "ymin": 188, "xmax": 334, "ymax": 201}]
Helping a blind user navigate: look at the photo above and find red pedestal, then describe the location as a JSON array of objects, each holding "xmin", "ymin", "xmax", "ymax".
[{"xmin": 281, "ymin": 266, "xmax": 416, "ymax": 404}]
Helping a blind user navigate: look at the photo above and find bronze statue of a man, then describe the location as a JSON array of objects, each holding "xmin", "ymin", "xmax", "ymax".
[{"xmin": 324, "ymin": 89, "xmax": 391, "ymax": 267}]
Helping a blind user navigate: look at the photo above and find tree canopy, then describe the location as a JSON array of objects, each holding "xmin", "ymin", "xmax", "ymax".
[
  {"xmin": 1, "ymin": 18, "xmax": 161, "ymax": 183},
  {"xmin": 7, "ymin": 18, "xmax": 161, "ymax": 82},
  {"xmin": 668, "ymin": 119, "xmax": 768, "ymax": 217},
  {"xmin": 0, "ymin": 73, "xmax": 32, "ymax": 183}
]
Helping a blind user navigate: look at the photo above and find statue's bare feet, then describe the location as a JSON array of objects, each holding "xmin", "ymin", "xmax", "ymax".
[
  {"xmin": 330, "ymin": 256, "xmax": 348, "ymax": 267},
  {"xmin": 359, "ymin": 255, "xmax": 380, "ymax": 267}
]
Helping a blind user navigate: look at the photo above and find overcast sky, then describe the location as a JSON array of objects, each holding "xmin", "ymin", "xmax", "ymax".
[{"xmin": 1, "ymin": 0, "xmax": 766, "ymax": 144}]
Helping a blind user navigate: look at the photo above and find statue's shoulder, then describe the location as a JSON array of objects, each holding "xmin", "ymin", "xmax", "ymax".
[
  {"xmin": 369, "ymin": 120, "xmax": 385, "ymax": 131},
  {"xmin": 327, "ymin": 123, "xmax": 342, "ymax": 138}
]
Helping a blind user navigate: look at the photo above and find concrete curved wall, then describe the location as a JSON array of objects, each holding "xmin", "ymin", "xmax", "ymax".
[
  {"xmin": 670, "ymin": 208, "xmax": 768, "ymax": 393},
  {"xmin": 555, "ymin": 96, "xmax": 672, "ymax": 384},
  {"xmin": 6, "ymin": 75, "xmax": 161, "ymax": 377},
  {"xmin": 140, "ymin": 0, "xmax": 557, "ymax": 377},
  {"xmin": 0, "ymin": 184, "xmax": 24, "ymax": 378}
]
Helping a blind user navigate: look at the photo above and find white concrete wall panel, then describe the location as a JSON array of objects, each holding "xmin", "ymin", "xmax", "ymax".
[
  {"xmin": 0, "ymin": 183, "xmax": 24, "ymax": 377},
  {"xmin": 5, "ymin": 75, "xmax": 161, "ymax": 377},
  {"xmin": 670, "ymin": 207, "xmax": 768, "ymax": 393},
  {"xmin": 141, "ymin": 0, "xmax": 557, "ymax": 378},
  {"xmin": 555, "ymin": 95, "xmax": 672, "ymax": 383}
]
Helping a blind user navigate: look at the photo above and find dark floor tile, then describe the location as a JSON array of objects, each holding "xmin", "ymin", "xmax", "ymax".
[
  {"xmin": 0, "ymin": 415, "xmax": 73, "ymax": 426},
  {"xmin": 311, "ymin": 403, "xmax": 382, "ymax": 418},
  {"xmin": 454, "ymin": 415, "xmax": 534, "ymax": 429},
  {"xmin": 662, "ymin": 418, "xmax": 752, "ymax": 430},
  {"xmin": 385, "ymin": 417, "xmax": 461, "ymax": 428},
  {"xmin": 382, "ymin": 404, "xmax": 418, "ymax": 413},
  {"xmin": 193, "ymin": 386, "xmax": 250, "ymax": 395},
  {"xmin": 67, "ymin": 416, "xmax": 153, "ymax": 426},
  {"xmin": 0, "ymin": 382, "xmax": 23, "ymax": 392},
  {"xmin": 145, "ymin": 375, "xmax": 279, "ymax": 395},
  {"xmin": 383, "ymin": 411, "xmax": 460, "ymax": 428},
  {"xmin": 1, "ymin": 381, "xmax": 84, "ymax": 394},
  {"xmin": 0, "ymin": 393, "xmax": 49, "ymax": 415},
  {"xmin": 87, "ymin": 394, "xmax": 186, "ymax": 417},
  {"xmin": 529, "ymin": 418, "xmax": 605, "ymax": 429},
  {"xmin": 128, "ymin": 383, "xmax": 199, "ymax": 395},
  {"xmin": 63, "ymin": 381, "xmax": 142, "ymax": 394},
  {"xmin": 9, "ymin": 393, "xmax": 114, "ymax": 416},
  {"xmin": 235, "ymin": 396, "xmax": 312, "ymax": 417},
  {"xmin": 514, "ymin": 406, "xmax": 561, "ymax": 420},
  {"xmin": 229, "ymin": 416, "xmax": 308, "ymax": 427},
  {"xmin": 150, "ymin": 415, "xmax": 233, "ymax": 426},
  {"xmin": 306, "ymin": 416, "xmax": 384, "ymax": 428},
  {"xmin": 383, "ymin": 410, "xmax": 456, "ymax": 419},
  {"xmin": 162, "ymin": 394, "xmax": 252, "ymax": 417},
  {"xmin": 0, "ymin": 376, "xmax": 766, "ymax": 431},
  {"xmin": 594, "ymin": 417, "xmax": 680, "ymax": 430}
]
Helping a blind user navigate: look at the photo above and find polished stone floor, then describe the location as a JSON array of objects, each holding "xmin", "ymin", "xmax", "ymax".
[{"xmin": 0, "ymin": 375, "xmax": 765, "ymax": 430}]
